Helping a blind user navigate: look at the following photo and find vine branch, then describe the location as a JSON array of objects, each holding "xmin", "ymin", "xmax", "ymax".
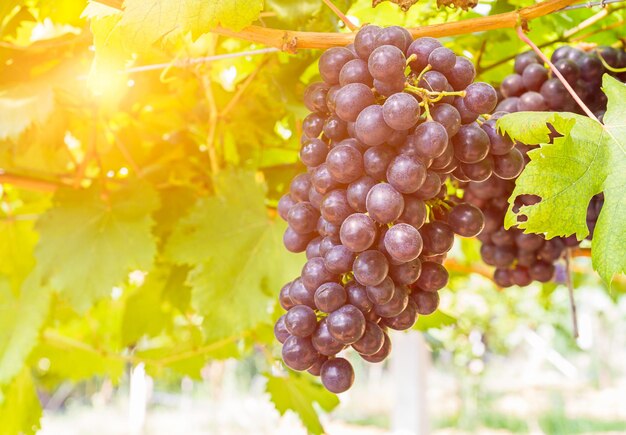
[
  {"xmin": 94, "ymin": 0, "xmax": 580, "ymax": 50},
  {"xmin": 321, "ymin": 0, "xmax": 358, "ymax": 31}
]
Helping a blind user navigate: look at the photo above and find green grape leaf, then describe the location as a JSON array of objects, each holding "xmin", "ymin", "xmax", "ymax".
[
  {"xmin": 413, "ymin": 310, "xmax": 457, "ymax": 331},
  {"xmin": 497, "ymin": 75, "xmax": 626, "ymax": 284},
  {"xmin": 265, "ymin": 373, "xmax": 339, "ymax": 435},
  {"xmin": 0, "ymin": 368, "xmax": 41, "ymax": 435},
  {"xmin": 0, "ymin": 82, "xmax": 54, "ymax": 142},
  {"xmin": 166, "ymin": 170, "xmax": 303, "ymax": 340},
  {"xmin": 29, "ymin": 340, "xmax": 125, "ymax": 382},
  {"xmin": 34, "ymin": 182, "xmax": 159, "ymax": 312},
  {"xmin": 118, "ymin": 0, "xmax": 263, "ymax": 51},
  {"xmin": 0, "ymin": 274, "xmax": 51, "ymax": 385},
  {"xmin": 121, "ymin": 272, "xmax": 172, "ymax": 346}
]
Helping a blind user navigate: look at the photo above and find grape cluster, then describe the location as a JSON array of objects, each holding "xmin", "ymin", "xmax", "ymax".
[
  {"xmin": 465, "ymin": 45, "xmax": 624, "ymax": 287},
  {"xmin": 275, "ymin": 25, "xmax": 500, "ymax": 393},
  {"xmin": 497, "ymin": 46, "xmax": 626, "ymax": 119}
]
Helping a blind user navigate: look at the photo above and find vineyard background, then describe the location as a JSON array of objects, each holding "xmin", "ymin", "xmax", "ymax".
[{"xmin": 0, "ymin": 0, "xmax": 625, "ymax": 434}]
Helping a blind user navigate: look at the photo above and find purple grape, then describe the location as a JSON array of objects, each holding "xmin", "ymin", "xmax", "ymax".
[
  {"xmin": 315, "ymin": 282, "xmax": 348, "ymax": 313},
  {"xmin": 327, "ymin": 304, "xmax": 366, "ymax": 344},
  {"xmin": 321, "ymin": 357, "xmax": 354, "ymax": 393},
  {"xmin": 382, "ymin": 93, "xmax": 420, "ymax": 130},
  {"xmin": 282, "ymin": 335, "xmax": 320, "ymax": 371},
  {"xmin": 356, "ymin": 105, "xmax": 394, "ymax": 147},
  {"xmin": 340, "ymin": 213, "xmax": 378, "ymax": 252},
  {"xmin": 353, "ymin": 250, "xmax": 389, "ymax": 286},
  {"xmin": 366, "ymin": 183, "xmax": 404, "ymax": 224}
]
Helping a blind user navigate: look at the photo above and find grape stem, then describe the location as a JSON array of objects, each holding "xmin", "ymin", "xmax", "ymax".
[
  {"xmin": 406, "ymin": 54, "xmax": 417, "ymax": 65},
  {"xmin": 320, "ymin": 0, "xmax": 358, "ymax": 31},
  {"xmin": 515, "ymin": 26, "xmax": 599, "ymax": 122},
  {"xmin": 596, "ymin": 50, "xmax": 626, "ymax": 73},
  {"xmin": 565, "ymin": 248, "xmax": 580, "ymax": 339}
]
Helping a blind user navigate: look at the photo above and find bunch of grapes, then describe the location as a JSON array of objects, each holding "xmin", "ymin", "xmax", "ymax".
[
  {"xmin": 497, "ymin": 45, "xmax": 626, "ymax": 119},
  {"xmin": 465, "ymin": 45, "xmax": 625, "ymax": 287},
  {"xmin": 274, "ymin": 24, "xmax": 504, "ymax": 393}
]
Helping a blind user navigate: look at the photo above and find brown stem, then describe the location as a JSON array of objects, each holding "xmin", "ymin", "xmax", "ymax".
[
  {"xmin": 321, "ymin": 0, "xmax": 358, "ymax": 31},
  {"xmin": 516, "ymin": 26, "xmax": 598, "ymax": 121},
  {"xmin": 93, "ymin": 0, "xmax": 580, "ymax": 50}
]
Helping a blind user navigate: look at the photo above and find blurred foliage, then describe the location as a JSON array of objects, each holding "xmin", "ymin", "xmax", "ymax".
[{"xmin": 0, "ymin": 0, "xmax": 624, "ymax": 433}]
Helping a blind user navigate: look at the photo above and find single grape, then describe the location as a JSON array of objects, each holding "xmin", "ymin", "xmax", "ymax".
[
  {"xmin": 347, "ymin": 176, "xmax": 377, "ymax": 212},
  {"xmin": 428, "ymin": 46, "xmax": 456, "ymax": 74},
  {"xmin": 553, "ymin": 59, "xmax": 580, "ymax": 84},
  {"xmin": 384, "ymin": 223, "xmax": 423, "ymax": 262},
  {"xmin": 303, "ymin": 112, "xmax": 325, "ymax": 138},
  {"xmin": 511, "ymin": 266, "xmax": 532, "ymax": 286},
  {"xmin": 335, "ymin": 83, "xmax": 375, "ymax": 122},
  {"xmin": 282, "ymin": 335, "xmax": 320, "ymax": 371},
  {"xmin": 411, "ymin": 290, "xmax": 439, "ymax": 315},
  {"xmin": 288, "ymin": 278, "xmax": 316, "ymax": 309},
  {"xmin": 354, "ymin": 24, "xmax": 382, "ymax": 60},
  {"xmin": 290, "ymin": 173, "xmax": 312, "ymax": 202},
  {"xmin": 514, "ymin": 51, "xmax": 540, "ymax": 75},
  {"xmin": 501, "ymin": 74, "xmax": 525, "ymax": 98},
  {"xmin": 301, "ymin": 257, "xmax": 336, "ymax": 292},
  {"xmin": 304, "ymin": 82, "xmax": 330, "ymax": 113},
  {"xmin": 374, "ymin": 284, "xmax": 409, "ymax": 318},
  {"xmin": 319, "ymin": 47, "xmax": 355, "ymax": 85},
  {"xmin": 359, "ymin": 331, "xmax": 392, "ymax": 362},
  {"xmin": 453, "ymin": 96, "xmax": 479, "ymax": 124},
  {"xmin": 448, "ymin": 56, "xmax": 476, "ymax": 90},
  {"xmin": 452, "ymin": 124, "xmax": 490, "ymax": 164},
  {"xmin": 364, "ymin": 145, "xmax": 396, "ymax": 180},
  {"xmin": 306, "ymin": 236, "xmax": 322, "ymax": 259},
  {"xmin": 382, "ymin": 93, "xmax": 420, "ymax": 131},
  {"xmin": 463, "ymin": 82, "xmax": 498, "ymax": 114},
  {"xmin": 327, "ymin": 304, "xmax": 366, "ymax": 344},
  {"xmin": 323, "ymin": 115, "xmax": 348, "ymax": 141},
  {"xmin": 518, "ymin": 91, "xmax": 547, "ymax": 111},
  {"xmin": 482, "ymin": 119, "xmax": 515, "ymax": 156},
  {"xmin": 287, "ymin": 202, "xmax": 320, "ymax": 234},
  {"xmin": 278, "ymin": 194, "xmax": 297, "ymax": 221},
  {"xmin": 285, "ymin": 305, "xmax": 318, "ymax": 337},
  {"xmin": 383, "ymin": 298, "xmax": 418, "ymax": 330},
  {"xmin": 320, "ymin": 189, "xmax": 353, "ymax": 225},
  {"xmin": 284, "ymin": 227, "xmax": 315, "ymax": 253},
  {"xmin": 368, "ymin": 45, "xmax": 406, "ymax": 81},
  {"xmin": 366, "ymin": 183, "xmax": 405, "ymax": 224},
  {"xmin": 414, "ymin": 261, "xmax": 449, "ymax": 291},
  {"xmin": 373, "ymin": 76, "xmax": 406, "ymax": 97},
  {"xmin": 340, "ymin": 213, "xmax": 378, "ymax": 252},
  {"xmin": 326, "ymin": 144, "xmax": 364, "ymax": 184},
  {"xmin": 398, "ymin": 196, "xmax": 427, "ymax": 229},
  {"xmin": 323, "ymin": 244, "xmax": 356, "ymax": 274},
  {"xmin": 279, "ymin": 282, "xmax": 295, "ymax": 310},
  {"xmin": 522, "ymin": 63, "xmax": 548, "ymax": 91},
  {"xmin": 407, "ymin": 37, "xmax": 442, "ymax": 73},
  {"xmin": 352, "ymin": 321, "xmax": 385, "ymax": 355},
  {"xmin": 418, "ymin": 70, "xmax": 448, "ymax": 93},
  {"xmin": 308, "ymin": 187, "xmax": 324, "ymax": 210},
  {"xmin": 315, "ymin": 282, "xmax": 348, "ymax": 313},
  {"xmin": 339, "ymin": 58, "xmax": 373, "ymax": 87},
  {"xmin": 366, "ymin": 276, "xmax": 395, "ymax": 305},
  {"xmin": 353, "ymin": 250, "xmax": 389, "ymax": 286},
  {"xmin": 312, "ymin": 318, "xmax": 346, "ymax": 356},
  {"xmin": 311, "ymin": 164, "xmax": 340, "ymax": 195},
  {"xmin": 376, "ymin": 25, "xmax": 411, "ymax": 52},
  {"xmin": 345, "ymin": 280, "xmax": 374, "ymax": 313},
  {"xmin": 411, "ymin": 121, "xmax": 449, "ymax": 159},
  {"xmin": 448, "ymin": 203, "xmax": 485, "ymax": 237},
  {"xmin": 321, "ymin": 357, "xmax": 355, "ymax": 393},
  {"xmin": 496, "ymin": 97, "xmax": 519, "ymax": 113},
  {"xmin": 386, "ymin": 155, "xmax": 426, "ymax": 194},
  {"xmin": 307, "ymin": 355, "xmax": 328, "ymax": 376},
  {"xmin": 356, "ymin": 105, "xmax": 395, "ymax": 147},
  {"xmin": 431, "ymin": 103, "xmax": 461, "ymax": 137},
  {"xmin": 274, "ymin": 315, "xmax": 290, "ymax": 343},
  {"xmin": 390, "ymin": 258, "xmax": 422, "ymax": 286},
  {"xmin": 529, "ymin": 260, "xmax": 555, "ymax": 282},
  {"xmin": 414, "ymin": 171, "xmax": 442, "ymax": 200},
  {"xmin": 460, "ymin": 157, "xmax": 493, "ymax": 182},
  {"xmin": 493, "ymin": 268, "xmax": 513, "ymax": 287},
  {"xmin": 493, "ymin": 147, "xmax": 524, "ymax": 179}
]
